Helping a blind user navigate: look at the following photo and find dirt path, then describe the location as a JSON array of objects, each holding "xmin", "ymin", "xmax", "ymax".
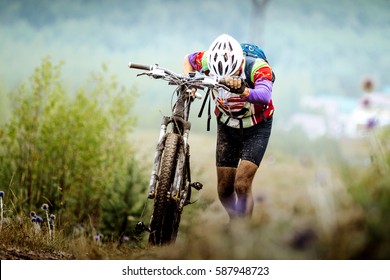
[{"xmin": 0, "ymin": 245, "xmax": 73, "ymax": 260}]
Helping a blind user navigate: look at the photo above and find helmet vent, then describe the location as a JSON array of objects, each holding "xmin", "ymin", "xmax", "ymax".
[
  {"xmin": 218, "ymin": 62, "xmax": 223, "ymax": 75},
  {"xmin": 228, "ymin": 42, "xmax": 233, "ymax": 51},
  {"xmin": 213, "ymin": 52, "xmax": 218, "ymax": 62},
  {"xmin": 223, "ymin": 53, "xmax": 228, "ymax": 62}
]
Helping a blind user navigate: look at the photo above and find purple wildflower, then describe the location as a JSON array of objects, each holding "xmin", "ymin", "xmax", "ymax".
[
  {"xmin": 0, "ymin": 191, "xmax": 4, "ymax": 198},
  {"xmin": 366, "ymin": 118, "xmax": 378, "ymax": 129}
]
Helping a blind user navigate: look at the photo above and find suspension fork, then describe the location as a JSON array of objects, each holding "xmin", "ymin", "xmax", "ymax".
[
  {"xmin": 171, "ymin": 121, "xmax": 191, "ymax": 201},
  {"xmin": 177, "ymin": 144, "xmax": 193, "ymax": 210},
  {"xmin": 147, "ymin": 115, "xmax": 191, "ymax": 199},
  {"xmin": 148, "ymin": 89, "xmax": 193, "ymax": 200},
  {"xmin": 147, "ymin": 116, "xmax": 170, "ymax": 199},
  {"xmin": 170, "ymin": 90, "xmax": 194, "ymax": 205}
]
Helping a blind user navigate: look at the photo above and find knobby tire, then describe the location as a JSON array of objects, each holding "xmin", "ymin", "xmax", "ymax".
[{"xmin": 149, "ymin": 133, "xmax": 183, "ymax": 245}]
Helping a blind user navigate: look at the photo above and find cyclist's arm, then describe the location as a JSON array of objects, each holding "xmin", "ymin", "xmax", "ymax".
[
  {"xmin": 242, "ymin": 79, "xmax": 273, "ymax": 105},
  {"xmin": 241, "ymin": 62, "xmax": 273, "ymax": 105},
  {"xmin": 183, "ymin": 54, "xmax": 195, "ymax": 74},
  {"xmin": 184, "ymin": 51, "xmax": 207, "ymax": 74}
]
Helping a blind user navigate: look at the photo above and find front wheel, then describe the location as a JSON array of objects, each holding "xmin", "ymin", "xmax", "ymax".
[{"xmin": 148, "ymin": 133, "xmax": 183, "ymax": 245}]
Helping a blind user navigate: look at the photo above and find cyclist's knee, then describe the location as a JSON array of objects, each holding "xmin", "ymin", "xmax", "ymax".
[
  {"xmin": 235, "ymin": 161, "xmax": 257, "ymax": 193},
  {"xmin": 235, "ymin": 179, "xmax": 252, "ymax": 195}
]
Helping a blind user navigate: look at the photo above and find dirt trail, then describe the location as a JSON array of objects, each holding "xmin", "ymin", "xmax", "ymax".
[{"xmin": 0, "ymin": 245, "xmax": 73, "ymax": 260}]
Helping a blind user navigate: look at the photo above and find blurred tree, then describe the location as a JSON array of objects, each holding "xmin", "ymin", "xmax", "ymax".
[{"xmin": 249, "ymin": 0, "xmax": 271, "ymax": 44}]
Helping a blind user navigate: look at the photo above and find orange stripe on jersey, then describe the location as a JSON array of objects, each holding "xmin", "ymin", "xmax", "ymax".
[{"xmin": 253, "ymin": 66, "xmax": 273, "ymax": 82}]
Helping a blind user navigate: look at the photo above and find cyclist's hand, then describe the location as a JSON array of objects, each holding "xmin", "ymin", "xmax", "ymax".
[{"xmin": 224, "ymin": 76, "xmax": 246, "ymax": 94}]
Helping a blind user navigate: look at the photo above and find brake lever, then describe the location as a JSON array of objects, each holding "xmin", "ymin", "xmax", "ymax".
[
  {"xmin": 201, "ymin": 77, "xmax": 230, "ymax": 91},
  {"xmin": 216, "ymin": 78, "xmax": 231, "ymax": 91},
  {"xmin": 216, "ymin": 84, "xmax": 230, "ymax": 91}
]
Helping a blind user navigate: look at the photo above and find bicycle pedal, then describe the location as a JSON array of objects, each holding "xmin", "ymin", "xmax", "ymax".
[
  {"xmin": 148, "ymin": 191, "xmax": 155, "ymax": 199},
  {"xmin": 135, "ymin": 221, "xmax": 150, "ymax": 233},
  {"xmin": 190, "ymin": 182, "xmax": 203, "ymax": 190}
]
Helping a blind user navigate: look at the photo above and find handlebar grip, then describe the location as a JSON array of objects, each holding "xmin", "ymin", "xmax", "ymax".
[{"xmin": 128, "ymin": 62, "xmax": 152, "ymax": 71}]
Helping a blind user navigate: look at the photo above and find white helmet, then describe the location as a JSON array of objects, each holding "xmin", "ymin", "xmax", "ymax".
[{"xmin": 206, "ymin": 34, "xmax": 243, "ymax": 77}]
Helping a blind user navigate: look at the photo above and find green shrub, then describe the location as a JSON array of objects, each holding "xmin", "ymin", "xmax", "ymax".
[
  {"xmin": 342, "ymin": 127, "xmax": 390, "ymax": 259},
  {"xmin": 0, "ymin": 57, "xmax": 147, "ymax": 239}
]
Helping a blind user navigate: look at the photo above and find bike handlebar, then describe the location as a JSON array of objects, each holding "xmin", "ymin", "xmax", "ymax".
[
  {"xmin": 128, "ymin": 62, "xmax": 152, "ymax": 71},
  {"xmin": 128, "ymin": 61, "xmax": 229, "ymax": 91}
]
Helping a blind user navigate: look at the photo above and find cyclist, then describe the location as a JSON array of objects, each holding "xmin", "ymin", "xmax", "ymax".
[{"xmin": 183, "ymin": 34, "xmax": 274, "ymax": 220}]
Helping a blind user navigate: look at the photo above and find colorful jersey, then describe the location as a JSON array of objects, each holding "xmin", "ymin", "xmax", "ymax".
[{"xmin": 188, "ymin": 51, "xmax": 274, "ymax": 128}]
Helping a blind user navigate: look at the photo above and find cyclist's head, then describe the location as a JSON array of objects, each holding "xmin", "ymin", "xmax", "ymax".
[{"xmin": 207, "ymin": 34, "xmax": 244, "ymax": 78}]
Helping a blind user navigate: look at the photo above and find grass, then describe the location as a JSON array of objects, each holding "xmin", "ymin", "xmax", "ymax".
[{"xmin": 1, "ymin": 126, "xmax": 389, "ymax": 260}]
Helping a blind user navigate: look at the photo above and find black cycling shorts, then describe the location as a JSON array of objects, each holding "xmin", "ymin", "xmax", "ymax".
[{"xmin": 216, "ymin": 118, "xmax": 273, "ymax": 168}]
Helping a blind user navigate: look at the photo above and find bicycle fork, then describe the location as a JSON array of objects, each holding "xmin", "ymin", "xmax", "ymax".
[
  {"xmin": 148, "ymin": 116, "xmax": 191, "ymax": 199},
  {"xmin": 147, "ymin": 116, "xmax": 170, "ymax": 199},
  {"xmin": 136, "ymin": 117, "xmax": 171, "ymax": 234},
  {"xmin": 136, "ymin": 116, "xmax": 203, "ymax": 234}
]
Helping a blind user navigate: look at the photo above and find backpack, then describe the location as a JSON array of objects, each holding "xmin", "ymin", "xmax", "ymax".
[
  {"xmin": 241, "ymin": 43, "xmax": 275, "ymax": 85},
  {"xmin": 241, "ymin": 43, "xmax": 268, "ymax": 61}
]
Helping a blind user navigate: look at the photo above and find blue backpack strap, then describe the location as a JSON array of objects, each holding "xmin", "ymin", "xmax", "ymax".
[{"xmin": 244, "ymin": 56, "xmax": 256, "ymax": 88}]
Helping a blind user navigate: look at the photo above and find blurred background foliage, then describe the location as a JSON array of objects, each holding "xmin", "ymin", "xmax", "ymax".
[
  {"xmin": 341, "ymin": 128, "xmax": 390, "ymax": 259},
  {"xmin": 0, "ymin": 57, "xmax": 147, "ymax": 239},
  {"xmin": 0, "ymin": 0, "xmax": 389, "ymax": 129}
]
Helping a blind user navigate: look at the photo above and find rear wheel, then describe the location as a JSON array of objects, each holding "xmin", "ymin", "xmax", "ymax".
[{"xmin": 148, "ymin": 133, "xmax": 183, "ymax": 245}]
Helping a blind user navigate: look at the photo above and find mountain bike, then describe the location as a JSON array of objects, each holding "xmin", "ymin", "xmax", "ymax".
[{"xmin": 128, "ymin": 62, "xmax": 228, "ymax": 245}]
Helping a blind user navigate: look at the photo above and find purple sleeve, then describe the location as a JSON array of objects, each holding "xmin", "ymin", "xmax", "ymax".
[
  {"xmin": 187, "ymin": 52, "xmax": 198, "ymax": 70},
  {"xmin": 243, "ymin": 79, "xmax": 273, "ymax": 105}
]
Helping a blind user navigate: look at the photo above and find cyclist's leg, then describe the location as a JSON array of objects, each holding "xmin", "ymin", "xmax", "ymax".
[
  {"xmin": 217, "ymin": 166, "xmax": 237, "ymax": 219},
  {"xmin": 234, "ymin": 160, "xmax": 258, "ymax": 217},
  {"xmin": 235, "ymin": 119, "xmax": 272, "ymax": 217},
  {"xmin": 216, "ymin": 123, "xmax": 240, "ymax": 219},
  {"xmin": 217, "ymin": 161, "xmax": 257, "ymax": 219}
]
